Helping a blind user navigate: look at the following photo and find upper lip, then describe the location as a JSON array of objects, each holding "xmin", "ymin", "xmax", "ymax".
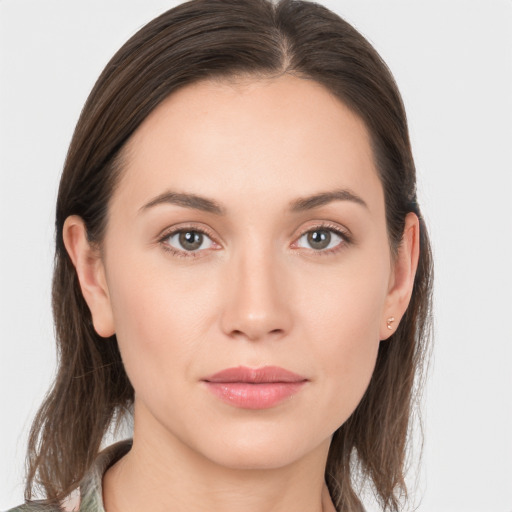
[{"xmin": 203, "ymin": 366, "xmax": 307, "ymax": 383}]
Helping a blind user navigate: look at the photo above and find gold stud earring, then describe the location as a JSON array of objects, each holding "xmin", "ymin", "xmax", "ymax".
[{"xmin": 386, "ymin": 317, "xmax": 395, "ymax": 330}]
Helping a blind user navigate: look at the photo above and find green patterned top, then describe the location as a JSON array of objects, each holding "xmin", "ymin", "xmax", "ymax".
[{"xmin": 6, "ymin": 440, "xmax": 132, "ymax": 512}]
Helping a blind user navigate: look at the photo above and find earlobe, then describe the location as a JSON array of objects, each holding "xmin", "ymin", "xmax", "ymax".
[
  {"xmin": 381, "ymin": 212, "xmax": 420, "ymax": 340},
  {"xmin": 62, "ymin": 215, "xmax": 115, "ymax": 338}
]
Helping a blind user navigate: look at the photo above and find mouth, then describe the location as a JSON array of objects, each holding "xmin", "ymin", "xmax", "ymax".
[{"xmin": 202, "ymin": 366, "xmax": 308, "ymax": 409}]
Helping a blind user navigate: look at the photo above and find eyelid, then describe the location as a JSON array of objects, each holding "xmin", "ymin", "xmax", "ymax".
[
  {"xmin": 157, "ymin": 223, "xmax": 221, "ymax": 258},
  {"xmin": 291, "ymin": 221, "xmax": 353, "ymax": 253},
  {"xmin": 298, "ymin": 220, "xmax": 352, "ymax": 240}
]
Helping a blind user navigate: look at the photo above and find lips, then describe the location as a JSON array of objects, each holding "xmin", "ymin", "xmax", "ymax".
[{"xmin": 202, "ymin": 366, "xmax": 308, "ymax": 409}]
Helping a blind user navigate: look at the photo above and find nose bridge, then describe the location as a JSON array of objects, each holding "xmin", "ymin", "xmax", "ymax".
[{"xmin": 220, "ymin": 235, "xmax": 292, "ymax": 341}]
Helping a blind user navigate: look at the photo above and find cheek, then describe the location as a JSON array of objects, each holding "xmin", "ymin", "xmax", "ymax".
[
  {"xmin": 300, "ymin": 251, "xmax": 389, "ymax": 347},
  {"xmin": 104, "ymin": 253, "xmax": 215, "ymax": 394},
  {"xmin": 296, "ymin": 255, "xmax": 389, "ymax": 420}
]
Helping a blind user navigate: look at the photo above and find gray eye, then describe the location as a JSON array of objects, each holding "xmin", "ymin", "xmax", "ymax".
[
  {"xmin": 297, "ymin": 229, "xmax": 343, "ymax": 251},
  {"xmin": 167, "ymin": 230, "xmax": 214, "ymax": 251}
]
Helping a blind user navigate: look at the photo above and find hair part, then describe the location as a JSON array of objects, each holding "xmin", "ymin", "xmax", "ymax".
[{"xmin": 26, "ymin": 1, "xmax": 433, "ymax": 511}]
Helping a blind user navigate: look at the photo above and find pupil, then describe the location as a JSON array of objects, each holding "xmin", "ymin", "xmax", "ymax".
[
  {"xmin": 179, "ymin": 231, "xmax": 203, "ymax": 250},
  {"xmin": 308, "ymin": 230, "xmax": 330, "ymax": 250}
]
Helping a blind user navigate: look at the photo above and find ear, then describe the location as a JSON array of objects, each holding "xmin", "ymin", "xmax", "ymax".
[
  {"xmin": 380, "ymin": 212, "xmax": 420, "ymax": 340},
  {"xmin": 62, "ymin": 215, "xmax": 115, "ymax": 338}
]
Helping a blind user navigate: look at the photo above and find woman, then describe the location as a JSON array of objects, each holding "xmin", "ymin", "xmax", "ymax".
[{"xmin": 9, "ymin": 0, "xmax": 432, "ymax": 511}]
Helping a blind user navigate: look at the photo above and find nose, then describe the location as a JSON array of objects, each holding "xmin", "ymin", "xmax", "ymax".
[{"xmin": 219, "ymin": 246, "xmax": 293, "ymax": 342}]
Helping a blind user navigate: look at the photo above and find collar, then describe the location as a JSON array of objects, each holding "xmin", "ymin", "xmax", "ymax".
[{"xmin": 63, "ymin": 439, "xmax": 133, "ymax": 512}]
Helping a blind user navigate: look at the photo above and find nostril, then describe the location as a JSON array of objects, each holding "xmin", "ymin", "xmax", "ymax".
[{"xmin": 229, "ymin": 327, "xmax": 285, "ymax": 342}]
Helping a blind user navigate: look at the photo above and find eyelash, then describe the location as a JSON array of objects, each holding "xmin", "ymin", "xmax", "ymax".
[{"xmin": 157, "ymin": 223, "xmax": 352, "ymax": 259}]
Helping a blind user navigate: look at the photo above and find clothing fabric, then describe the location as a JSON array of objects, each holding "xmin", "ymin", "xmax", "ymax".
[{"xmin": 5, "ymin": 440, "xmax": 133, "ymax": 512}]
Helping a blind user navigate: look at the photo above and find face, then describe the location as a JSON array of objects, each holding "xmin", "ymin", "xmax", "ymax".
[{"xmin": 71, "ymin": 75, "xmax": 408, "ymax": 471}]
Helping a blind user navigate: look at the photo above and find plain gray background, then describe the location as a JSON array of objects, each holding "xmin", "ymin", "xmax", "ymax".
[{"xmin": 1, "ymin": 1, "xmax": 511, "ymax": 510}]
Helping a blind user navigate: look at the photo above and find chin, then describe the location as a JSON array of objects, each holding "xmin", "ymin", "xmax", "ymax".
[
  {"xmin": 205, "ymin": 443, "xmax": 308, "ymax": 471},
  {"xmin": 189, "ymin": 422, "xmax": 331, "ymax": 472}
]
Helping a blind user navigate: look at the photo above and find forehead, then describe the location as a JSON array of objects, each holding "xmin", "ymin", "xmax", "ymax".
[{"xmin": 113, "ymin": 74, "xmax": 383, "ymax": 218}]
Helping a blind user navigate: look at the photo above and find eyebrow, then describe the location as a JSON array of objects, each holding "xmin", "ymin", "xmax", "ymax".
[
  {"xmin": 140, "ymin": 191, "xmax": 226, "ymax": 215},
  {"xmin": 289, "ymin": 189, "xmax": 368, "ymax": 212},
  {"xmin": 140, "ymin": 188, "xmax": 368, "ymax": 215}
]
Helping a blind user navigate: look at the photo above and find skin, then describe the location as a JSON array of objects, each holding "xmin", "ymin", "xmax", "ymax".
[{"xmin": 64, "ymin": 74, "xmax": 419, "ymax": 512}]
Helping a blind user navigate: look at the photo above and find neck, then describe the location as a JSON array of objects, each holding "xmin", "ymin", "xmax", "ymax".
[{"xmin": 103, "ymin": 408, "xmax": 335, "ymax": 512}]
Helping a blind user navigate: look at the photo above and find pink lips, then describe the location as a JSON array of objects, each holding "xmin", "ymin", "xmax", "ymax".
[{"xmin": 203, "ymin": 366, "xmax": 307, "ymax": 409}]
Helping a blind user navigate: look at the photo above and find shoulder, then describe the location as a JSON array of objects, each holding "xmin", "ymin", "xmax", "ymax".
[
  {"xmin": 5, "ymin": 440, "xmax": 132, "ymax": 512},
  {"xmin": 4, "ymin": 504, "xmax": 62, "ymax": 512}
]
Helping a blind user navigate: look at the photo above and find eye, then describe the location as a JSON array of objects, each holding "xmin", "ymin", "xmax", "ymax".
[
  {"xmin": 163, "ymin": 229, "xmax": 215, "ymax": 253},
  {"xmin": 295, "ymin": 226, "xmax": 347, "ymax": 252}
]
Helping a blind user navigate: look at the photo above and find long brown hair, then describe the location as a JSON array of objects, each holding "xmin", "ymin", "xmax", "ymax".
[{"xmin": 26, "ymin": 1, "xmax": 433, "ymax": 510}]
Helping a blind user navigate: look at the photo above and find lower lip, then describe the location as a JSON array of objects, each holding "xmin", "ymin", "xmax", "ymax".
[{"xmin": 204, "ymin": 381, "xmax": 306, "ymax": 409}]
